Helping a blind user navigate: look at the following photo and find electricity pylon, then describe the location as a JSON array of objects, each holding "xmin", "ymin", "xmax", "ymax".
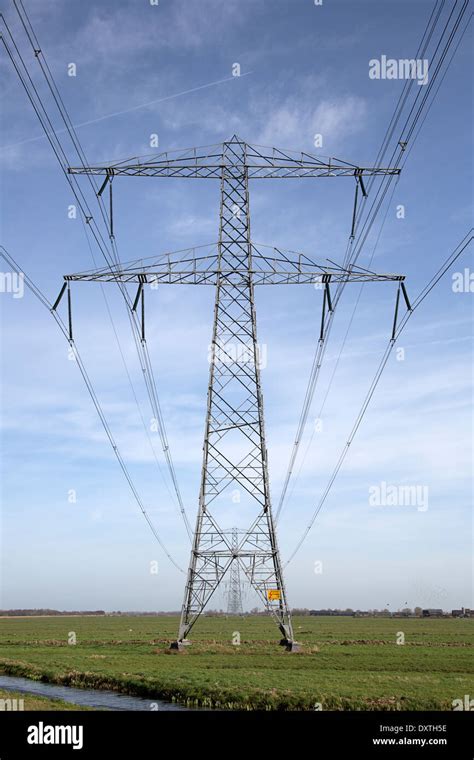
[
  {"xmin": 227, "ymin": 528, "xmax": 244, "ymax": 616},
  {"xmin": 66, "ymin": 136, "xmax": 404, "ymax": 649}
]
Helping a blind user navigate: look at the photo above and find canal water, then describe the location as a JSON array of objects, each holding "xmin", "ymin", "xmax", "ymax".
[{"xmin": 0, "ymin": 674, "xmax": 192, "ymax": 711}]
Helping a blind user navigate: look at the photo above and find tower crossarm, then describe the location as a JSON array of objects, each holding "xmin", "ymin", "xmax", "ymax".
[
  {"xmin": 63, "ymin": 244, "xmax": 405, "ymax": 286},
  {"xmin": 67, "ymin": 136, "xmax": 400, "ymax": 180},
  {"xmin": 243, "ymin": 141, "xmax": 401, "ymax": 179}
]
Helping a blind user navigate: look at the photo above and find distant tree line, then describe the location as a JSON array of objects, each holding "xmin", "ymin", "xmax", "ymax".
[
  {"xmin": 6, "ymin": 606, "xmax": 465, "ymax": 618},
  {"xmin": 108, "ymin": 611, "xmax": 182, "ymax": 616},
  {"xmin": 292, "ymin": 607, "xmax": 425, "ymax": 617},
  {"xmin": 0, "ymin": 609, "xmax": 106, "ymax": 617}
]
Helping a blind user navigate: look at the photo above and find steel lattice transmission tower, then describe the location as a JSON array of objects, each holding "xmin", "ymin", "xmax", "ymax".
[
  {"xmin": 66, "ymin": 136, "xmax": 403, "ymax": 649},
  {"xmin": 227, "ymin": 528, "xmax": 244, "ymax": 616}
]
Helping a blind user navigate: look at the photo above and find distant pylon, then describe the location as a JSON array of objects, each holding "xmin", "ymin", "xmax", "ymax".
[{"xmin": 227, "ymin": 528, "xmax": 244, "ymax": 616}]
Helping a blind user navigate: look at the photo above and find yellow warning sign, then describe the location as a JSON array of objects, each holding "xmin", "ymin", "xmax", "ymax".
[{"xmin": 267, "ymin": 589, "xmax": 281, "ymax": 601}]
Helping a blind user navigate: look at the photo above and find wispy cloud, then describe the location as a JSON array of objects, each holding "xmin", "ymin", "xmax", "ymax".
[{"xmin": 255, "ymin": 94, "xmax": 367, "ymax": 153}]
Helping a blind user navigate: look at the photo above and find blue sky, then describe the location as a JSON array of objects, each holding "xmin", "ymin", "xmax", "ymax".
[{"xmin": 0, "ymin": 0, "xmax": 472, "ymax": 614}]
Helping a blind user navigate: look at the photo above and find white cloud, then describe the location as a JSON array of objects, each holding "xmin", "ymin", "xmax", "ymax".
[
  {"xmin": 71, "ymin": 0, "xmax": 246, "ymax": 64},
  {"xmin": 255, "ymin": 95, "xmax": 368, "ymax": 153}
]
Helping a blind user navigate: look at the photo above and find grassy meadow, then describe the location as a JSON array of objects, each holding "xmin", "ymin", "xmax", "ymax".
[{"xmin": 0, "ymin": 614, "xmax": 472, "ymax": 710}]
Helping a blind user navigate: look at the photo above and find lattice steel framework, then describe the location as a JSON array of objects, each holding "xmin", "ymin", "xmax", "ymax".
[
  {"xmin": 66, "ymin": 136, "xmax": 403, "ymax": 648},
  {"xmin": 227, "ymin": 527, "xmax": 244, "ymax": 616}
]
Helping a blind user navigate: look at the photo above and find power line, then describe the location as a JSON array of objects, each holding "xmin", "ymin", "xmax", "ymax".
[
  {"xmin": 1, "ymin": 6, "xmax": 192, "ymax": 540},
  {"xmin": 0, "ymin": 245, "xmax": 185, "ymax": 573},
  {"xmin": 282, "ymin": 177, "xmax": 400, "ymax": 514},
  {"xmin": 78, "ymin": 214, "xmax": 184, "ymax": 516},
  {"xmin": 13, "ymin": 0, "xmax": 192, "ymax": 539},
  {"xmin": 285, "ymin": 230, "xmax": 473, "ymax": 565},
  {"xmin": 275, "ymin": 0, "xmax": 470, "ymax": 522}
]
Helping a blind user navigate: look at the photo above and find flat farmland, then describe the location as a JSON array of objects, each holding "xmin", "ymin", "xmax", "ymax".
[{"xmin": 0, "ymin": 615, "xmax": 472, "ymax": 710}]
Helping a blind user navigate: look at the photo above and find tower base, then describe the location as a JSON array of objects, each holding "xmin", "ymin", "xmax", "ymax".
[
  {"xmin": 280, "ymin": 639, "xmax": 300, "ymax": 652},
  {"xmin": 169, "ymin": 640, "xmax": 191, "ymax": 652}
]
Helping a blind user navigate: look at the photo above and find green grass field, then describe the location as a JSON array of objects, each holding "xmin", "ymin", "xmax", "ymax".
[{"xmin": 0, "ymin": 615, "xmax": 472, "ymax": 710}]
